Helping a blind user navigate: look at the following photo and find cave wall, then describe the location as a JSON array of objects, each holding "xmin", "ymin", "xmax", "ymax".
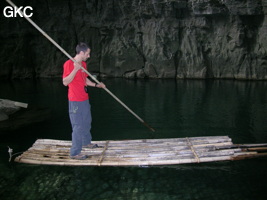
[{"xmin": 0, "ymin": 0, "xmax": 266, "ymax": 79}]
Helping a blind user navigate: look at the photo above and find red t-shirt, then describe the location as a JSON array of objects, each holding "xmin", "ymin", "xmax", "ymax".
[{"xmin": 63, "ymin": 59, "xmax": 89, "ymax": 101}]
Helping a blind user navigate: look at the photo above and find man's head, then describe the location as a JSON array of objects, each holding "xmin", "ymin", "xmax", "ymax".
[{"xmin": 76, "ymin": 42, "xmax": 91, "ymax": 61}]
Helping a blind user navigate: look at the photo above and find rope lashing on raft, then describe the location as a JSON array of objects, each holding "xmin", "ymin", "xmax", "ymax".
[{"xmin": 7, "ymin": 146, "xmax": 24, "ymax": 162}]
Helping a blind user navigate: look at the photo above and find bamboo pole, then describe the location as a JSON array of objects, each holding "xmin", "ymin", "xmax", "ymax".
[
  {"xmin": 6, "ymin": 0, "xmax": 155, "ymax": 132},
  {"xmin": 98, "ymin": 141, "xmax": 109, "ymax": 166}
]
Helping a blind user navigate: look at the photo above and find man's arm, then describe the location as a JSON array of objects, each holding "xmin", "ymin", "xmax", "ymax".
[
  {"xmin": 63, "ymin": 63, "xmax": 81, "ymax": 86},
  {"xmin": 86, "ymin": 78, "xmax": 106, "ymax": 88}
]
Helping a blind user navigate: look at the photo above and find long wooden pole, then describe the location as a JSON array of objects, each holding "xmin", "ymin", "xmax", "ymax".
[{"xmin": 6, "ymin": 0, "xmax": 155, "ymax": 132}]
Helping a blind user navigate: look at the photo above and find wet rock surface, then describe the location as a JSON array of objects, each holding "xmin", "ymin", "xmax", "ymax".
[
  {"xmin": 0, "ymin": 106, "xmax": 51, "ymax": 132},
  {"xmin": 0, "ymin": 0, "xmax": 266, "ymax": 79},
  {"xmin": 0, "ymin": 99, "xmax": 21, "ymax": 120}
]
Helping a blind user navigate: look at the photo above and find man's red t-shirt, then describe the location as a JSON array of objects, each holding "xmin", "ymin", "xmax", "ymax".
[{"xmin": 63, "ymin": 60, "xmax": 89, "ymax": 101}]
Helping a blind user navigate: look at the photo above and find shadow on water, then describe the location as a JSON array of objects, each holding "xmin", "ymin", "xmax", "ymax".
[{"xmin": 0, "ymin": 78, "xmax": 267, "ymax": 200}]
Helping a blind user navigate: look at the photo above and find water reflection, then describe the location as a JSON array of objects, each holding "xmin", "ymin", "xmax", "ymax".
[{"xmin": 0, "ymin": 79, "xmax": 267, "ymax": 200}]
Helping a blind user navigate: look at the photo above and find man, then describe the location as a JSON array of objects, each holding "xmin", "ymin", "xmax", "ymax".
[{"xmin": 63, "ymin": 42, "xmax": 105, "ymax": 160}]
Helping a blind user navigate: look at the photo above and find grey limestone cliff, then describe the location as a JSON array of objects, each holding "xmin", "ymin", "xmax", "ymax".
[{"xmin": 0, "ymin": 0, "xmax": 266, "ymax": 79}]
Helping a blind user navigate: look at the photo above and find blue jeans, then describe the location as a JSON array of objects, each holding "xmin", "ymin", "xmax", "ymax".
[{"xmin": 69, "ymin": 100, "xmax": 92, "ymax": 156}]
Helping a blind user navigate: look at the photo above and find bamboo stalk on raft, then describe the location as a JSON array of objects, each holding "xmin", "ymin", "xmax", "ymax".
[{"xmin": 6, "ymin": 0, "xmax": 155, "ymax": 132}]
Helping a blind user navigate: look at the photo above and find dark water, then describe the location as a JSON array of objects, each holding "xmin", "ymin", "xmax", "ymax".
[{"xmin": 0, "ymin": 79, "xmax": 267, "ymax": 200}]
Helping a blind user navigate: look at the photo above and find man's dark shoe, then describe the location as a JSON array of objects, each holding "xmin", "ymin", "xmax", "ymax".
[
  {"xmin": 83, "ymin": 144, "xmax": 100, "ymax": 149},
  {"xmin": 70, "ymin": 154, "xmax": 88, "ymax": 160}
]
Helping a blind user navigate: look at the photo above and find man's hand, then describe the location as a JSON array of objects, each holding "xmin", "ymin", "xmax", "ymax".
[
  {"xmin": 96, "ymin": 82, "xmax": 106, "ymax": 88},
  {"xmin": 74, "ymin": 62, "xmax": 82, "ymax": 72}
]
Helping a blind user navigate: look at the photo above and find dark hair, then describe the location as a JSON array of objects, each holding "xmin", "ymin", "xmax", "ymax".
[{"xmin": 76, "ymin": 42, "xmax": 90, "ymax": 54}]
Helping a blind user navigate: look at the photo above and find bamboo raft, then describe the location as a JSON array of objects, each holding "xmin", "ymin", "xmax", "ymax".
[{"xmin": 15, "ymin": 136, "xmax": 267, "ymax": 166}]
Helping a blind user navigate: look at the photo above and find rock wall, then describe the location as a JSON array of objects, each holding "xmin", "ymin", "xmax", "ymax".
[{"xmin": 0, "ymin": 0, "xmax": 266, "ymax": 79}]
